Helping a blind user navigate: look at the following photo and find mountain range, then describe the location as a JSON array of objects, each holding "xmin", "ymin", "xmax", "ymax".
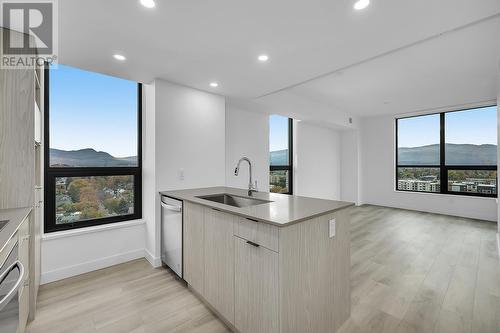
[
  {"xmin": 398, "ymin": 144, "xmax": 497, "ymax": 165},
  {"xmin": 51, "ymin": 144, "xmax": 496, "ymax": 168},
  {"xmin": 50, "ymin": 148, "xmax": 137, "ymax": 167},
  {"xmin": 270, "ymin": 149, "xmax": 289, "ymax": 165}
]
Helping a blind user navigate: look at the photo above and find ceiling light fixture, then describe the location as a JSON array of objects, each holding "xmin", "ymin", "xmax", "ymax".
[
  {"xmin": 113, "ymin": 54, "xmax": 126, "ymax": 61},
  {"xmin": 140, "ymin": 0, "xmax": 156, "ymax": 9},
  {"xmin": 258, "ymin": 54, "xmax": 269, "ymax": 62},
  {"xmin": 354, "ymin": 0, "xmax": 370, "ymax": 10},
  {"xmin": 209, "ymin": 82, "xmax": 219, "ymax": 88}
]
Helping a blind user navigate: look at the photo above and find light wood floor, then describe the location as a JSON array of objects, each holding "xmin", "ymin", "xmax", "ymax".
[{"xmin": 28, "ymin": 205, "xmax": 500, "ymax": 333}]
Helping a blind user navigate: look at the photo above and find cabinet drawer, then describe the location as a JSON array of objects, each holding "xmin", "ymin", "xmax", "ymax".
[{"xmin": 234, "ymin": 217, "xmax": 279, "ymax": 252}]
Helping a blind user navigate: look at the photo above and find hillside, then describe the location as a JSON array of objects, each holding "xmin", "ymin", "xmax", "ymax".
[
  {"xmin": 50, "ymin": 148, "xmax": 137, "ymax": 167},
  {"xmin": 270, "ymin": 149, "xmax": 289, "ymax": 165},
  {"xmin": 398, "ymin": 144, "xmax": 496, "ymax": 165}
]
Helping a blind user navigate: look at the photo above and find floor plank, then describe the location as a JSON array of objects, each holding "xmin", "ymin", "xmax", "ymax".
[{"xmin": 28, "ymin": 205, "xmax": 499, "ymax": 333}]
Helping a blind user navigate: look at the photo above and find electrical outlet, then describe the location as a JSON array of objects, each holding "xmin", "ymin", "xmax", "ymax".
[{"xmin": 329, "ymin": 219, "xmax": 336, "ymax": 238}]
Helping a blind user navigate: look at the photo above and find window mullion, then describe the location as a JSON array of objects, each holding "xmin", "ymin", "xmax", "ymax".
[{"xmin": 440, "ymin": 113, "xmax": 446, "ymax": 194}]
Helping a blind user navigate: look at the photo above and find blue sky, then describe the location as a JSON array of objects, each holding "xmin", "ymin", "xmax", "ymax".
[
  {"xmin": 269, "ymin": 115, "xmax": 289, "ymax": 152},
  {"xmin": 50, "ymin": 64, "xmax": 138, "ymax": 157},
  {"xmin": 398, "ymin": 106, "xmax": 497, "ymax": 148}
]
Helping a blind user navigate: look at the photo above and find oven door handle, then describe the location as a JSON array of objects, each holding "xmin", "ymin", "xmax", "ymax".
[{"xmin": 0, "ymin": 260, "xmax": 24, "ymax": 312}]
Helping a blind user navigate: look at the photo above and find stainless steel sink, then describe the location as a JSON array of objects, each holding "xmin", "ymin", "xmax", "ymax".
[
  {"xmin": 0, "ymin": 220, "xmax": 9, "ymax": 232},
  {"xmin": 196, "ymin": 194, "xmax": 272, "ymax": 208}
]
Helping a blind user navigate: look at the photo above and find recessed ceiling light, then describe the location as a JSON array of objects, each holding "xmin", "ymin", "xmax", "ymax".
[
  {"xmin": 354, "ymin": 0, "xmax": 370, "ymax": 10},
  {"xmin": 258, "ymin": 54, "xmax": 269, "ymax": 62},
  {"xmin": 113, "ymin": 54, "xmax": 126, "ymax": 61},
  {"xmin": 209, "ymin": 82, "xmax": 218, "ymax": 88},
  {"xmin": 140, "ymin": 0, "xmax": 156, "ymax": 8}
]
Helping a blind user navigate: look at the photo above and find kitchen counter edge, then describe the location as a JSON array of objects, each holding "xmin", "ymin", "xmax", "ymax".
[
  {"xmin": 0, "ymin": 207, "xmax": 32, "ymax": 254},
  {"xmin": 159, "ymin": 187, "xmax": 354, "ymax": 227}
]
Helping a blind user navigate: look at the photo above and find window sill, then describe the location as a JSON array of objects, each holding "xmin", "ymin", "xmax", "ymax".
[
  {"xmin": 394, "ymin": 189, "xmax": 497, "ymax": 200},
  {"xmin": 42, "ymin": 219, "xmax": 145, "ymax": 241}
]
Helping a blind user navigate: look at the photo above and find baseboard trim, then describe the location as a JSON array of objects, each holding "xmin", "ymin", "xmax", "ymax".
[
  {"xmin": 41, "ymin": 248, "xmax": 145, "ymax": 285},
  {"xmin": 144, "ymin": 249, "xmax": 162, "ymax": 268}
]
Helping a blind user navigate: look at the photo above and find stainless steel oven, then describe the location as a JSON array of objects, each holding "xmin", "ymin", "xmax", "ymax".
[{"xmin": 0, "ymin": 243, "xmax": 24, "ymax": 333}]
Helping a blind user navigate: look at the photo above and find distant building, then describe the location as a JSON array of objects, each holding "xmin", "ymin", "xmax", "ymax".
[
  {"xmin": 397, "ymin": 179, "xmax": 440, "ymax": 192},
  {"xmin": 447, "ymin": 178, "xmax": 497, "ymax": 195},
  {"xmin": 56, "ymin": 178, "xmax": 67, "ymax": 191},
  {"xmin": 477, "ymin": 184, "xmax": 496, "ymax": 195},
  {"xmin": 450, "ymin": 182, "xmax": 467, "ymax": 192}
]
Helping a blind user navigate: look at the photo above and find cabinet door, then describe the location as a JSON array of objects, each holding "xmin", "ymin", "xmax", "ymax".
[
  {"xmin": 235, "ymin": 237, "xmax": 279, "ymax": 333},
  {"xmin": 204, "ymin": 208, "xmax": 235, "ymax": 324},
  {"xmin": 18, "ymin": 217, "xmax": 30, "ymax": 333},
  {"xmin": 19, "ymin": 283, "xmax": 29, "ymax": 333},
  {"xmin": 183, "ymin": 202, "xmax": 205, "ymax": 294}
]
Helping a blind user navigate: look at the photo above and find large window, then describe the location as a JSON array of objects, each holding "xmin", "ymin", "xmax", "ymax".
[
  {"xmin": 269, "ymin": 115, "xmax": 293, "ymax": 194},
  {"xmin": 45, "ymin": 64, "xmax": 142, "ymax": 232},
  {"xmin": 396, "ymin": 106, "xmax": 497, "ymax": 197}
]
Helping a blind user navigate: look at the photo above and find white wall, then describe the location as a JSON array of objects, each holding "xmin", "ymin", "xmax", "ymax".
[
  {"xmin": 225, "ymin": 105, "xmax": 269, "ymax": 192},
  {"xmin": 41, "ymin": 221, "xmax": 145, "ymax": 284},
  {"xmin": 41, "ymin": 84, "xmax": 155, "ymax": 285},
  {"xmin": 145, "ymin": 79, "xmax": 226, "ymax": 264},
  {"xmin": 42, "ymin": 80, "xmax": 226, "ymax": 283},
  {"xmin": 359, "ymin": 115, "xmax": 497, "ymax": 221},
  {"xmin": 294, "ymin": 121, "xmax": 341, "ymax": 200},
  {"xmin": 340, "ymin": 130, "xmax": 360, "ymax": 204},
  {"xmin": 143, "ymin": 82, "xmax": 157, "ymax": 265}
]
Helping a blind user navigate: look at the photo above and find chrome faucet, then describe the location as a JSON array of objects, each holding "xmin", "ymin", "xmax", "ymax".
[{"xmin": 234, "ymin": 157, "xmax": 258, "ymax": 196}]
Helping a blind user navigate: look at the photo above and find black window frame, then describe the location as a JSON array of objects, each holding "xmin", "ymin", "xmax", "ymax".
[
  {"xmin": 395, "ymin": 105, "xmax": 497, "ymax": 198},
  {"xmin": 44, "ymin": 64, "xmax": 143, "ymax": 233},
  {"xmin": 270, "ymin": 117, "xmax": 294, "ymax": 195}
]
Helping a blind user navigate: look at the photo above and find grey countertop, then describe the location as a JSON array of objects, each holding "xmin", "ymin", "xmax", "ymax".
[
  {"xmin": 160, "ymin": 187, "xmax": 353, "ymax": 227},
  {"xmin": 0, "ymin": 207, "xmax": 31, "ymax": 253}
]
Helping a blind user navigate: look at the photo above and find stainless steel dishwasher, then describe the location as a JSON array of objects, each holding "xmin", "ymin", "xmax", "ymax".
[
  {"xmin": 161, "ymin": 196, "xmax": 183, "ymax": 278},
  {"xmin": 0, "ymin": 242, "xmax": 24, "ymax": 333}
]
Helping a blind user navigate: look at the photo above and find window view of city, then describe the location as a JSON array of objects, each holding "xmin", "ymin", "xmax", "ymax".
[
  {"xmin": 47, "ymin": 64, "xmax": 141, "ymax": 231},
  {"xmin": 397, "ymin": 168, "xmax": 440, "ymax": 193},
  {"xmin": 397, "ymin": 168, "xmax": 497, "ymax": 195},
  {"xmin": 447, "ymin": 170, "xmax": 497, "ymax": 195},
  {"xmin": 396, "ymin": 106, "xmax": 497, "ymax": 197},
  {"xmin": 55, "ymin": 176, "xmax": 134, "ymax": 224},
  {"xmin": 269, "ymin": 115, "xmax": 292, "ymax": 194},
  {"xmin": 270, "ymin": 170, "xmax": 290, "ymax": 194}
]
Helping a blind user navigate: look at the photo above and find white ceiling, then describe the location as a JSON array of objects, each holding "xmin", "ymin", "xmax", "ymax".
[
  {"xmin": 59, "ymin": 0, "xmax": 500, "ymax": 119},
  {"xmin": 286, "ymin": 16, "xmax": 500, "ymax": 117}
]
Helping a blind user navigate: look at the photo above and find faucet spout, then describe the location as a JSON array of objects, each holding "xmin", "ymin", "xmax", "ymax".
[{"xmin": 234, "ymin": 157, "xmax": 258, "ymax": 195}]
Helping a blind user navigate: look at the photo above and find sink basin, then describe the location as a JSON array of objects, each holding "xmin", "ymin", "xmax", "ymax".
[
  {"xmin": 196, "ymin": 194, "xmax": 272, "ymax": 208},
  {"xmin": 0, "ymin": 220, "xmax": 9, "ymax": 232}
]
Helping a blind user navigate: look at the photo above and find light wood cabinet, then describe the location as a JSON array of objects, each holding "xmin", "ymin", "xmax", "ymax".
[
  {"xmin": 234, "ymin": 217, "xmax": 279, "ymax": 252},
  {"xmin": 0, "ymin": 27, "xmax": 41, "ymax": 323},
  {"xmin": 18, "ymin": 217, "xmax": 31, "ymax": 333},
  {"xmin": 183, "ymin": 201, "xmax": 205, "ymax": 294},
  {"xmin": 203, "ymin": 208, "xmax": 235, "ymax": 324},
  {"xmin": 183, "ymin": 202, "xmax": 350, "ymax": 333},
  {"xmin": 235, "ymin": 237, "xmax": 279, "ymax": 333}
]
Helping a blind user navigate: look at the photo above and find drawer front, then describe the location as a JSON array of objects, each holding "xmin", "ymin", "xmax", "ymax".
[{"xmin": 235, "ymin": 217, "xmax": 279, "ymax": 252}]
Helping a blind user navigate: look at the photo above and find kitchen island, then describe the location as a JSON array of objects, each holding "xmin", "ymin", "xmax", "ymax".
[{"xmin": 160, "ymin": 187, "xmax": 353, "ymax": 333}]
